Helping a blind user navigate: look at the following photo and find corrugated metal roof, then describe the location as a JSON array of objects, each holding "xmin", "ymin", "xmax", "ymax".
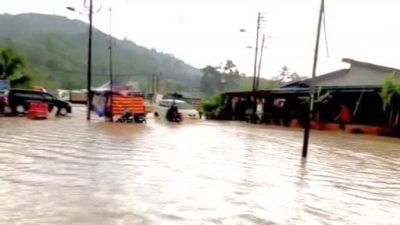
[{"xmin": 280, "ymin": 58, "xmax": 400, "ymax": 88}]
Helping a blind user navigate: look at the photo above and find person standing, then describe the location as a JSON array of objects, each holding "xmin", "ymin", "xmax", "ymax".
[
  {"xmin": 336, "ymin": 104, "xmax": 350, "ymax": 130},
  {"xmin": 256, "ymin": 98, "xmax": 264, "ymax": 123}
]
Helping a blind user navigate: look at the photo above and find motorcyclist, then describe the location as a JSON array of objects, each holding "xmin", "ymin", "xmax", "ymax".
[{"xmin": 166, "ymin": 102, "xmax": 179, "ymax": 122}]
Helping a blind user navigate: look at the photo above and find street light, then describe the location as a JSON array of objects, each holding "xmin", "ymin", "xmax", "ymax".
[
  {"xmin": 66, "ymin": 0, "xmax": 93, "ymax": 121},
  {"xmin": 66, "ymin": 6, "xmax": 75, "ymax": 12}
]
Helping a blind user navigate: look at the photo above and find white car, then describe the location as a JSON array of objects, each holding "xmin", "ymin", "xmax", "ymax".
[{"xmin": 153, "ymin": 99, "xmax": 200, "ymax": 119}]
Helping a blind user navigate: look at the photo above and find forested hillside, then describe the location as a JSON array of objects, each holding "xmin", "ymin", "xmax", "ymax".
[{"xmin": 0, "ymin": 13, "xmax": 201, "ymax": 92}]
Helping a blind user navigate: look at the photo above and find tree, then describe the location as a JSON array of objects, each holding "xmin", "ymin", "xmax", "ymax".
[
  {"xmin": 200, "ymin": 65, "xmax": 222, "ymax": 96},
  {"xmin": 274, "ymin": 66, "xmax": 305, "ymax": 83},
  {"xmin": 199, "ymin": 93, "xmax": 224, "ymax": 119},
  {"xmin": 380, "ymin": 73, "xmax": 400, "ymax": 128},
  {"xmin": 0, "ymin": 47, "xmax": 31, "ymax": 87},
  {"xmin": 200, "ymin": 60, "xmax": 245, "ymax": 96},
  {"xmin": 234, "ymin": 77, "xmax": 277, "ymax": 91},
  {"xmin": 223, "ymin": 60, "xmax": 236, "ymax": 73}
]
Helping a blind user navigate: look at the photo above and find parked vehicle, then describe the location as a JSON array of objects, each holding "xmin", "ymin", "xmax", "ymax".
[
  {"xmin": 57, "ymin": 89, "xmax": 87, "ymax": 104},
  {"xmin": 0, "ymin": 90, "xmax": 7, "ymax": 113},
  {"xmin": 153, "ymin": 99, "xmax": 200, "ymax": 120},
  {"xmin": 0, "ymin": 89, "xmax": 72, "ymax": 116}
]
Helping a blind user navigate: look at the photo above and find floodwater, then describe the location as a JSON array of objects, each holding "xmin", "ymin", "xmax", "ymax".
[{"xmin": 0, "ymin": 106, "xmax": 399, "ymax": 225}]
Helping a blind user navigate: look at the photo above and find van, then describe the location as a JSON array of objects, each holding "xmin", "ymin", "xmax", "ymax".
[{"xmin": 1, "ymin": 89, "xmax": 72, "ymax": 116}]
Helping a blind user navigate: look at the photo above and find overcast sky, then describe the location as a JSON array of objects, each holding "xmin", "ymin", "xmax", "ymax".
[{"xmin": 1, "ymin": 0, "xmax": 400, "ymax": 78}]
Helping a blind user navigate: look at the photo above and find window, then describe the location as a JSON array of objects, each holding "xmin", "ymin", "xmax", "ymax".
[
  {"xmin": 159, "ymin": 101, "xmax": 172, "ymax": 107},
  {"xmin": 158, "ymin": 100, "xmax": 193, "ymax": 109},
  {"xmin": 14, "ymin": 92, "xmax": 44, "ymax": 100},
  {"xmin": 42, "ymin": 93, "xmax": 55, "ymax": 100},
  {"xmin": 175, "ymin": 102, "xmax": 193, "ymax": 110}
]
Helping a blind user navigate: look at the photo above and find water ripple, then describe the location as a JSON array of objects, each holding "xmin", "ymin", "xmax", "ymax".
[{"xmin": 0, "ymin": 111, "xmax": 400, "ymax": 225}]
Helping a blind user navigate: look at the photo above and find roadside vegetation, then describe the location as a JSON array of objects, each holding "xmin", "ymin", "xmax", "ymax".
[
  {"xmin": 380, "ymin": 73, "xmax": 400, "ymax": 133},
  {"xmin": 0, "ymin": 47, "xmax": 32, "ymax": 88}
]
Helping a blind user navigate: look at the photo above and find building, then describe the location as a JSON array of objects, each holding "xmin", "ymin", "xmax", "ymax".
[
  {"xmin": 284, "ymin": 58, "xmax": 400, "ymax": 88},
  {"xmin": 222, "ymin": 58, "xmax": 400, "ymax": 134}
]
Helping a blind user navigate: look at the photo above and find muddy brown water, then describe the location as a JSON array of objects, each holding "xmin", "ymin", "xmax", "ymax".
[{"xmin": 0, "ymin": 106, "xmax": 399, "ymax": 225}]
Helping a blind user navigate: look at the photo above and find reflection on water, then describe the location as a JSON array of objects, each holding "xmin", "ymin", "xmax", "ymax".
[{"xmin": 0, "ymin": 106, "xmax": 399, "ymax": 225}]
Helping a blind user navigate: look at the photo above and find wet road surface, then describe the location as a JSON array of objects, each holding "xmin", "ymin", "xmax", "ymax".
[{"xmin": 0, "ymin": 106, "xmax": 399, "ymax": 225}]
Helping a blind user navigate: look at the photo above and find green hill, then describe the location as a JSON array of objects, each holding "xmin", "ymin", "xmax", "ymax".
[{"xmin": 0, "ymin": 13, "xmax": 201, "ymax": 92}]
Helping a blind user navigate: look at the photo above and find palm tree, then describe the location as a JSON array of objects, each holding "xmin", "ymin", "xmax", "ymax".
[{"xmin": 0, "ymin": 47, "xmax": 31, "ymax": 87}]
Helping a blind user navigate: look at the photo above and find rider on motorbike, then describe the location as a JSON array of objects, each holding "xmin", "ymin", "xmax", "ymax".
[{"xmin": 166, "ymin": 102, "xmax": 180, "ymax": 122}]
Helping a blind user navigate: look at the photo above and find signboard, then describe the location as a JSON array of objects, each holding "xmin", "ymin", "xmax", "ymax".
[
  {"xmin": 274, "ymin": 98, "xmax": 286, "ymax": 108},
  {"xmin": 0, "ymin": 80, "xmax": 10, "ymax": 90}
]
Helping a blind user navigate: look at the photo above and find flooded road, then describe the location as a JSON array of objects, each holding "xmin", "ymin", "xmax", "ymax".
[{"xmin": 1, "ymin": 106, "xmax": 399, "ymax": 225}]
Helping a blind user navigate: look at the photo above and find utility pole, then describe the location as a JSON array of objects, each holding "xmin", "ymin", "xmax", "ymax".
[
  {"xmin": 108, "ymin": 7, "xmax": 113, "ymax": 121},
  {"xmin": 86, "ymin": 0, "xmax": 93, "ymax": 121},
  {"xmin": 302, "ymin": 0, "xmax": 325, "ymax": 159},
  {"xmin": 151, "ymin": 74, "xmax": 156, "ymax": 103},
  {"xmin": 252, "ymin": 12, "xmax": 262, "ymax": 92},
  {"xmin": 250, "ymin": 12, "xmax": 264, "ymax": 123},
  {"xmin": 255, "ymin": 34, "xmax": 266, "ymax": 90},
  {"xmin": 156, "ymin": 73, "xmax": 160, "ymax": 94}
]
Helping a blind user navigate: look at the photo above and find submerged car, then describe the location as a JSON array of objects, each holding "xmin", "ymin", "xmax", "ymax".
[
  {"xmin": 0, "ymin": 89, "xmax": 72, "ymax": 116},
  {"xmin": 153, "ymin": 99, "xmax": 200, "ymax": 119}
]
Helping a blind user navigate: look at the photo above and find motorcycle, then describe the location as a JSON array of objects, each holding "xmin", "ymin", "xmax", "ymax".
[
  {"xmin": 134, "ymin": 114, "xmax": 147, "ymax": 123},
  {"xmin": 166, "ymin": 107, "xmax": 182, "ymax": 123},
  {"xmin": 116, "ymin": 109, "xmax": 147, "ymax": 124},
  {"xmin": 116, "ymin": 112, "xmax": 134, "ymax": 123}
]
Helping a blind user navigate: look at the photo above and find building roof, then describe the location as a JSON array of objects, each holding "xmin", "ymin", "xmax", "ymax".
[
  {"xmin": 281, "ymin": 69, "xmax": 350, "ymax": 88},
  {"xmin": 280, "ymin": 58, "xmax": 400, "ymax": 88},
  {"xmin": 224, "ymin": 85, "xmax": 379, "ymax": 97},
  {"xmin": 342, "ymin": 58, "xmax": 400, "ymax": 74}
]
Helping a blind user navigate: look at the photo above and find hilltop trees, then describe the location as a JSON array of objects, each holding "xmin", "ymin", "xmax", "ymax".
[
  {"xmin": 0, "ymin": 13, "xmax": 202, "ymax": 91},
  {"xmin": 200, "ymin": 60, "xmax": 288, "ymax": 96},
  {"xmin": 274, "ymin": 66, "xmax": 305, "ymax": 83},
  {"xmin": 200, "ymin": 60, "xmax": 241, "ymax": 96},
  {"xmin": 200, "ymin": 65, "xmax": 221, "ymax": 96}
]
